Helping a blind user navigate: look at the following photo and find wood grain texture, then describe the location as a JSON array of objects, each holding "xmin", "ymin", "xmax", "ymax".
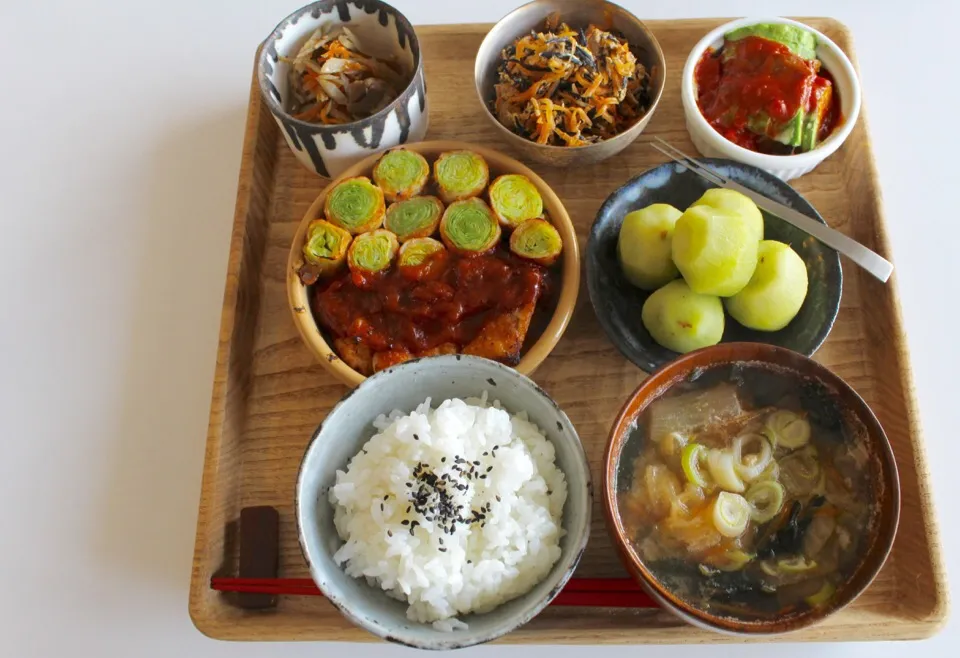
[{"xmin": 188, "ymin": 18, "xmax": 948, "ymax": 643}]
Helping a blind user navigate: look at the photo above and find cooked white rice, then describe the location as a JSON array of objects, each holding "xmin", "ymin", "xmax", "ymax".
[{"xmin": 329, "ymin": 394, "xmax": 567, "ymax": 630}]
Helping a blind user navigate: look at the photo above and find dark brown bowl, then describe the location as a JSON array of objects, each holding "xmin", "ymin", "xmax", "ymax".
[{"xmin": 602, "ymin": 343, "xmax": 900, "ymax": 635}]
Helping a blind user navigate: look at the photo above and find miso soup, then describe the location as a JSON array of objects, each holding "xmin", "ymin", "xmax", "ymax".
[{"xmin": 618, "ymin": 363, "xmax": 881, "ymax": 619}]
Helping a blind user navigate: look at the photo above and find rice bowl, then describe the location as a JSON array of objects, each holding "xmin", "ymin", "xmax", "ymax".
[
  {"xmin": 295, "ymin": 354, "xmax": 591, "ymax": 649},
  {"xmin": 330, "ymin": 395, "xmax": 566, "ymax": 630}
]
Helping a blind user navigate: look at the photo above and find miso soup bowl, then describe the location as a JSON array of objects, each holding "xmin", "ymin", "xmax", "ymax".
[{"xmin": 602, "ymin": 342, "xmax": 900, "ymax": 636}]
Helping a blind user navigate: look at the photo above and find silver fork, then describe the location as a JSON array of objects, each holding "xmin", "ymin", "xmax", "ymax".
[{"xmin": 651, "ymin": 137, "xmax": 893, "ymax": 283}]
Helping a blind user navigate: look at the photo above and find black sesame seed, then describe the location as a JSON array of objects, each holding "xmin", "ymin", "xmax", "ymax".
[
  {"xmin": 380, "ymin": 503, "xmax": 384, "ymax": 511},
  {"xmin": 387, "ymin": 530, "xmax": 393, "ymax": 537},
  {"xmin": 401, "ymin": 520, "xmax": 410, "ymax": 525},
  {"xmin": 441, "ymin": 457, "xmax": 446, "ymax": 463},
  {"xmin": 383, "ymin": 494, "xmax": 389, "ymax": 500},
  {"xmin": 439, "ymin": 547, "xmax": 447, "ymax": 552},
  {"xmin": 483, "ymin": 451, "xmax": 489, "ymax": 456},
  {"xmin": 486, "ymin": 466, "xmax": 493, "ymax": 472},
  {"xmin": 480, "ymin": 475, "xmax": 487, "ymax": 480},
  {"xmin": 413, "ymin": 434, "xmax": 420, "ymax": 440},
  {"xmin": 406, "ymin": 482, "xmax": 412, "ymax": 488},
  {"xmin": 473, "ymin": 460, "xmax": 480, "ymax": 466},
  {"xmin": 496, "ymin": 495, "xmax": 501, "ymax": 502}
]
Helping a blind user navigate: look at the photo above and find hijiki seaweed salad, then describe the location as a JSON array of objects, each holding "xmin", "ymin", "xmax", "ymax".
[
  {"xmin": 492, "ymin": 16, "xmax": 653, "ymax": 146},
  {"xmin": 282, "ymin": 26, "xmax": 409, "ymax": 124}
]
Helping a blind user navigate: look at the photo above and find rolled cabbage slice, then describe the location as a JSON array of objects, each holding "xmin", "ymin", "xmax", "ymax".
[
  {"xmin": 347, "ymin": 229, "xmax": 399, "ymax": 277},
  {"xmin": 433, "ymin": 150, "xmax": 489, "ymax": 203},
  {"xmin": 398, "ymin": 237, "xmax": 446, "ymax": 280},
  {"xmin": 384, "ymin": 195, "xmax": 444, "ymax": 241},
  {"xmin": 323, "ymin": 176, "xmax": 385, "ymax": 235},
  {"xmin": 439, "ymin": 198, "xmax": 502, "ymax": 256},
  {"xmin": 301, "ymin": 219, "xmax": 352, "ymax": 279},
  {"xmin": 488, "ymin": 174, "xmax": 544, "ymax": 229},
  {"xmin": 509, "ymin": 217, "xmax": 563, "ymax": 266},
  {"xmin": 372, "ymin": 149, "xmax": 430, "ymax": 202}
]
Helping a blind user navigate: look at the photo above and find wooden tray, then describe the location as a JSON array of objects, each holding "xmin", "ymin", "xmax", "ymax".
[{"xmin": 189, "ymin": 18, "xmax": 948, "ymax": 643}]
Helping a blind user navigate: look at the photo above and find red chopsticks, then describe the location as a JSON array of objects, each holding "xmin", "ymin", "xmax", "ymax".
[{"xmin": 210, "ymin": 577, "xmax": 657, "ymax": 608}]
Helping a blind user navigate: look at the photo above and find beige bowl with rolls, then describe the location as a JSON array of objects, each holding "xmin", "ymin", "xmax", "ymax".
[{"xmin": 287, "ymin": 140, "xmax": 580, "ymax": 388}]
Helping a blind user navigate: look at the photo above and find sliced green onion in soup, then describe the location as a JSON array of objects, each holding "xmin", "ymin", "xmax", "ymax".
[
  {"xmin": 731, "ymin": 433, "xmax": 773, "ymax": 481},
  {"xmin": 744, "ymin": 480, "xmax": 785, "ymax": 523},
  {"xmin": 509, "ymin": 217, "xmax": 564, "ymax": 266},
  {"xmin": 434, "ymin": 150, "xmax": 490, "ymax": 203},
  {"xmin": 764, "ymin": 410, "xmax": 811, "ymax": 449},
  {"xmin": 804, "ymin": 581, "xmax": 837, "ymax": 607},
  {"xmin": 712, "ymin": 491, "xmax": 750, "ymax": 538},
  {"xmin": 706, "ymin": 449, "xmax": 745, "ymax": 493},
  {"xmin": 347, "ymin": 229, "xmax": 399, "ymax": 276},
  {"xmin": 488, "ymin": 174, "xmax": 544, "ymax": 229},
  {"xmin": 439, "ymin": 198, "xmax": 502, "ymax": 256},
  {"xmin": 324, "ymin": 176, "xmax": 386, "ymax": 234},
  {"xmin": 301, "ymin": 219, "xmax": 352, "ymax": 277},
  {"xmin": 681, "ymin": 443, "xmax": 709, "ymax": 488},
  {"xmin": 714, "ymin": 549, "xmax": 755, "ymax": 572},
  {"xmin": 372, "ymin": 149, "xmax": 430, "ymax": 202},
  {"xmin": 384, "ymin": 196, "xmax": 444, "ymax": 241}
]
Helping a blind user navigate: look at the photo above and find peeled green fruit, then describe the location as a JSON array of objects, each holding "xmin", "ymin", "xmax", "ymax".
[
  {"xmin": 691, "ymin": 188, "xmax": 764, "ymax": 243},
  {"xmin": 642, "ymin": 279, "xmax": 725, "ymax": 353},
  {"xmin": 725, "ymin": 240, "xmax": 809, "ymax": 331},
  {"xmin": 672, "ymin": 205, "xmax": 759, "ymax": 297},
  {"xmin": 618, "ymin": 204, "xmax": 683, "ymax": 290}
]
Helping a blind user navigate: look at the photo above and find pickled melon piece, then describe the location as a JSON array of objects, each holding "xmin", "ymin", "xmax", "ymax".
[
  {"xmin": 617, "ymin": 204, "xmax": 682, "ymax": 290},
  {"xmin": 725, "ymin": 240, "xmax": 809, "ymax": 331},
  {"xmin": 641, "ymin": 279, "xmax": 725, "ymax": 353},
  {"xmin": 672, "ymin": 205, "xmax": 759, "ymax": 297},
  {"xmin": 690, "ymin": 189, "xmax": 764, "ymax": 243}
]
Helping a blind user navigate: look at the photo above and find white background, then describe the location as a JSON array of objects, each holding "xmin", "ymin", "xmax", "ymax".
[{"xmin": 0, "ymin": 0, "xmax": 956, "ymax": 656}]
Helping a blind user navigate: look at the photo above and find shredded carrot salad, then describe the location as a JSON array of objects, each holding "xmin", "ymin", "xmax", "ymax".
[
  {"xmin": 280, "ymin": 26, "xmax": 408, "ymax": 124},
  {"xmin": 493, "ymin": 19, "xmax": 651, "ymax": 146}
]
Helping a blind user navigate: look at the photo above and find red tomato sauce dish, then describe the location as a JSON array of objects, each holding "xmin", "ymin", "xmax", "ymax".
[{"xmin": 693, "ymin": 23, "xmax": 842, "ymax": 156}]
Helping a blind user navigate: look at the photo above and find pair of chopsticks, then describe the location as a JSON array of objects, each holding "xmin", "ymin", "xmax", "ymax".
[
  {"xmin": 210, "ymin": 577, "xmax": 657, "ymax": 608},
  {"xmin": 651, "ymin": 137, "xmax": 894, "ymax": 283}
]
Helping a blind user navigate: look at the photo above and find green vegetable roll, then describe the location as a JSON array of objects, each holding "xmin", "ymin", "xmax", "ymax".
[
  {"xmin": 373, "ymin": 149, "xmax": 430, "ymax": 202},
  {"xmin": 398, "ymin": 237, "xmax": 447, "ymax": 280},
  {"xmin": 324, "ymin": 176, "xmax": 386, "ymax": 235},
  {"xmin": 347, "ymin": 229, "xmax": 399, "ymax": 277},
  {"xmin": 384, "ymin": 196, "xmax": 444, "ymax": 242},
  {"xmin": 510, "ymin": 217, "xmax": 563, "ymax": 266},
  {"xmin": 488, "ymin": 174, "xmax": 544, "ymax": 229},
  {"xmin": 439, "ymin": 198, "xmax": 502, "ymax": 256},
  {"xmin": 433, "ymin": 151, "xmax": 489, "ymax": 204},
  {"xmin": 301, "ymin": 219, "xmax": 353, "ymax": 277}
]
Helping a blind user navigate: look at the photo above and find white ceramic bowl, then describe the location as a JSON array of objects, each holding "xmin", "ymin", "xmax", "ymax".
[
  {"xmin": 296, "ymin": 355, "xmax": 592, "ymax": 649},
  {"xmin": 681, "ymin": 17, "xmax": 861, "ymax": 181},
  {"xmin": 258, "ymin": 1, "xmax": 429, "ymax": 178}
]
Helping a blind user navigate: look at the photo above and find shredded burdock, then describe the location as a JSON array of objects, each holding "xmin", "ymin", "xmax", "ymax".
[
  {"xmin": 493, "ymin": 19, "xmax": 652, "ymax": 146},
  {"xmin": 281, "ymin": 26, "xmax": 409, "ymax": 124}
]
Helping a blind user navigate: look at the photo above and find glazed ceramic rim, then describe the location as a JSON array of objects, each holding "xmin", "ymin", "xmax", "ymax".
[
  {"xmin": 473, "ymin": 0, "xmax": 667, "ymax": 154},
  {"xmin": 585, "ymin": 157, "xmax": 843, "ymax": 374},
  {"xmin": 681, "ymin": 17, "xmax": 862, "ymax": 170},
  {"xmin": 601, "ymin": 342, "xmax": 900, "ymax": 635},
  {"xmin": 286, "ymin": 140, "xmax": 581, "ymax": 388},
  {"xmin": 257, "ymin": 0, "xmax": 423, "ymax": 132},
  {"xmin": 295, "ymin": 354, "xmax": 593, "ymax": 649}
]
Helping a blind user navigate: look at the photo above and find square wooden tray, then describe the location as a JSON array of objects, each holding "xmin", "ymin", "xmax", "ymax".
[{"xmin": 189, "ymin": 18, "xmax": 948, "ymax": 643}]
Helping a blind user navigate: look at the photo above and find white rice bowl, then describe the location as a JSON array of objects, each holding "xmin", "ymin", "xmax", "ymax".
[{"xmin": 328, "ymin": 393, "xmax": 567, "ymax": 631}]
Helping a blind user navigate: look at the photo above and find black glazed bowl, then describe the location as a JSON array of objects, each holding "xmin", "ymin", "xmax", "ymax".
[{"xmin": 586, "ymin": 158, "xmax": 842, "ymax": 373}]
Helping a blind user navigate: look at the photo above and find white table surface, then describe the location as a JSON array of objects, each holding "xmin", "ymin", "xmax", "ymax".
[{"xmin": 1, "ymin": 0, "xmax": 956, "ymax": 655}]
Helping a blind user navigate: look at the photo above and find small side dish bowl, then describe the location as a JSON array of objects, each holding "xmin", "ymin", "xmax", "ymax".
[
  {"xmin": 296, "ymin": 355, "xmax": 592, "ymax": 649},
  {"xmin": 288, "ymin": 140, "xmax": 580, "ymax": 388},
  {"xmin": 586, "ymin": 158, "xmax": 842, "ymax": 373},
  {"xmin": 602, "ymin": 342, "xmax": 900, "ymax": 635},
  {"xmin": 258, "ymin": 0, "xmax": 428, "ymax": 178},
  {"xmin": 681, "ymin": 17, "xmax": 861, "ymax": 181},
  {"xmin": 474, "ymin": 0, "xmax": 666, "ymax": 166}
]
